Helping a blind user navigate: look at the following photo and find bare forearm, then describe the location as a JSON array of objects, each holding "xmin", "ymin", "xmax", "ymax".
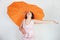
[{"xmin": 37, "ymin": 20, "xmax": 50, "ymax": 24}]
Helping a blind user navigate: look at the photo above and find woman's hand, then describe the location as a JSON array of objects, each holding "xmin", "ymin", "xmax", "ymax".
[
  {"xmin": 21, "ymin": 28, "xmax": 26, "ymax": 35},
  {"xmin": 51, "ymin": 20, "xmax": 59, "ymax": 24}
]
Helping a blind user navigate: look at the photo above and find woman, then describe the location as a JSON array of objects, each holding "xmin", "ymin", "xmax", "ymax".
[{"xmin": 19, "ymin": 11, "xmax": 58, "ymax": 40}]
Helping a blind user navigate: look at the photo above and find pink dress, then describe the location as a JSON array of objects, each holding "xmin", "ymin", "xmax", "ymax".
[{"xmin": 22, "ymin": 19, "xmax": 34, "ymax": 40}]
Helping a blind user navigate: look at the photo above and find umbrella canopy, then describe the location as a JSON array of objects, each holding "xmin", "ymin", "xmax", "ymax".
[{"xmin": 7, "ymin": 1, "xmax": 44, "ymax": 27}]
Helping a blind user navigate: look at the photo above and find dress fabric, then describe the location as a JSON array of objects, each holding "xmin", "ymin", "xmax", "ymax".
[{"xmin": 22, "ymin": 19, "xmax": 34, "ymax": 40}]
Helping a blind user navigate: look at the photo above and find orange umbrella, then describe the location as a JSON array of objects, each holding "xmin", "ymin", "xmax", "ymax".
[{"xmin": 7, "ymin": 1, "xmax": 44, "ymax": 27}]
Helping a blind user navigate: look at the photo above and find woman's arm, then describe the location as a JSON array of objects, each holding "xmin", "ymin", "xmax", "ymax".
[
  {"xmin": 19, "ymin": 24, "xmax": 26, "ymax": 35},
  {"xmin": 33, "ymin": 19, "xmax": 59, "ymax": 24}
]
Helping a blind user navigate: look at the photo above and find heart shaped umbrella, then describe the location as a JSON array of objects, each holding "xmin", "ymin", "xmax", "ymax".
[{"xmin": 7, "ymin": 1, "xmax": 44, "ymax": 27}]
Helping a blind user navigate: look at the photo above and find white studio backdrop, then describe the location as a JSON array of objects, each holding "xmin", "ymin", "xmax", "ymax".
[{"xmin": 0, "ymin": 0, "xmax": 60, "ymax": 40}]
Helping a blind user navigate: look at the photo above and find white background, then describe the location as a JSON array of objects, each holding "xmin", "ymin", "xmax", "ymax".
[{"xmin": 0, "ymin": 0, "xmax": 60, "ymax": 40}]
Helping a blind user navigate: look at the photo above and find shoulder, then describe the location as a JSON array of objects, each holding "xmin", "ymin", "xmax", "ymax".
[
  {"xmin": 32, "ymin": 19, "xmax": 42, "ymax": 22},
  {"xmin": 32, "ymin": 19, "xmax": 34, "ymax": 21},
  {"xmin": 22, "ymin": 19, "xmax": 25, "ymax": 23},
  {"xmin": 32, "ymin": 19, "xmax": 35, "ymax": 22},
  {"xmin": 23, "ymin": 19, "xmax": 25, "ymax": 21},
  {"xmin": 32, "ymin": 19, "xmax": 37, "ymax": 21}
]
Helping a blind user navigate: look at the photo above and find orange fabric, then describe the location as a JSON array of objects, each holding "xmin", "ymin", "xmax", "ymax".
[{"xmin": 7, "ymin": 1, "xmax": 44, "ymax": 27}]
